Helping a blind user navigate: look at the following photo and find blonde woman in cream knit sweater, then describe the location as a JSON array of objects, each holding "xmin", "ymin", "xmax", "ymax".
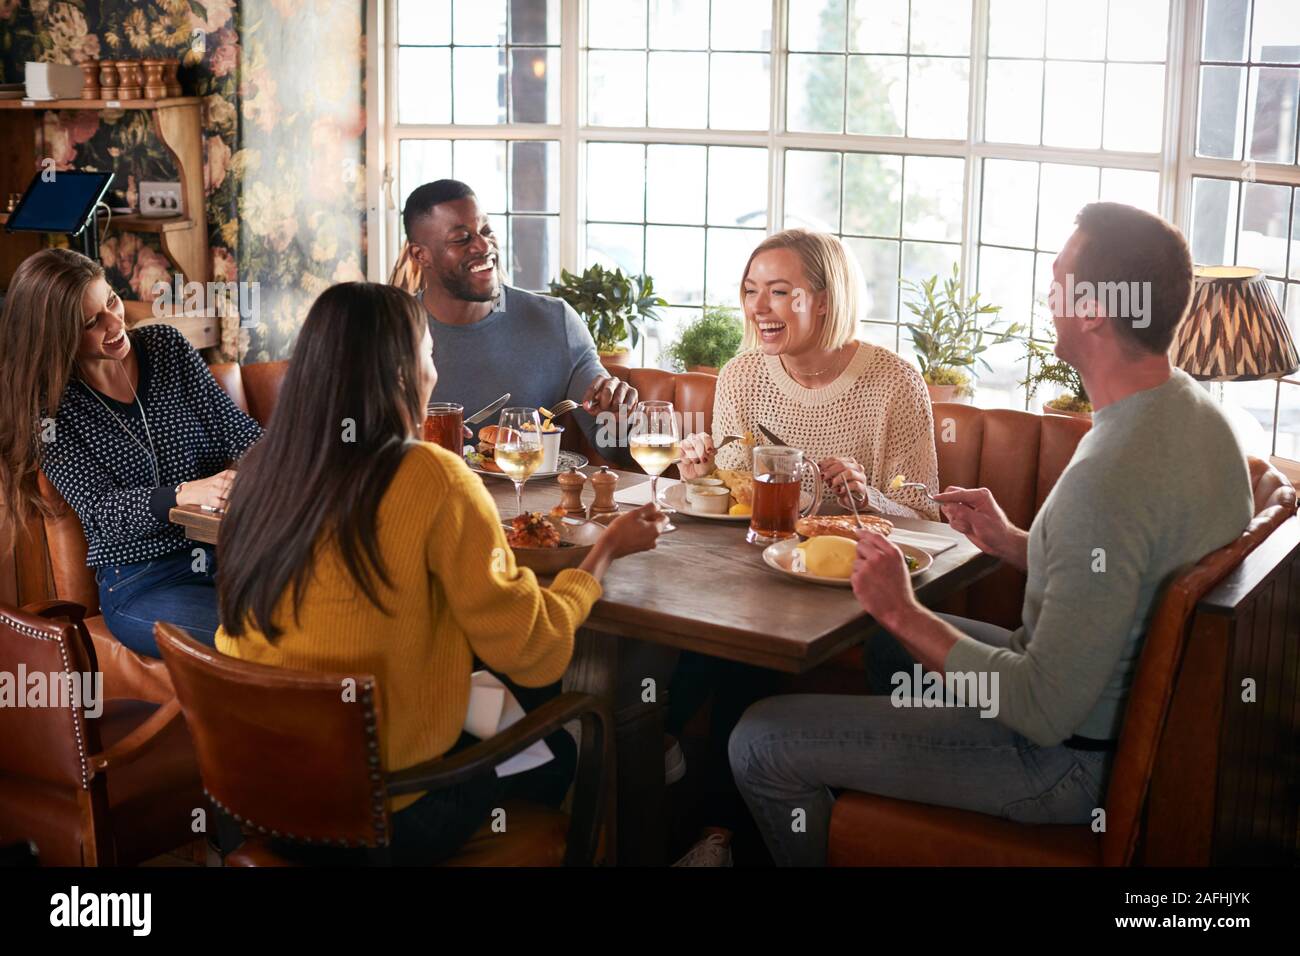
[{"xmin": 679, "ymin": 229, "xmax": 939, "ymax": 521}]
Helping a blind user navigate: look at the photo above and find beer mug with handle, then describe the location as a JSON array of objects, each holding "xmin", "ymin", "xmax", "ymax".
[{"xmin": 747, "ymin": 445, "xmax": 822, "ymax": 545}]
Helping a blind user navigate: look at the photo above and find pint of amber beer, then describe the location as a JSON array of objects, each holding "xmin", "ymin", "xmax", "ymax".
[
  {"xmin": 423, "ymin": 402, "xmax": 464, "ymax": 455},
  {"xmin": 747, "ymin": 445, "xmax": 822, "ymax": 545}
]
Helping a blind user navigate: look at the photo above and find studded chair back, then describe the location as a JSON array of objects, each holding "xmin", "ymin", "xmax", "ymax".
[{"xmin": 156, "ymin": 623, "xmax": 392, "ymax": 848}]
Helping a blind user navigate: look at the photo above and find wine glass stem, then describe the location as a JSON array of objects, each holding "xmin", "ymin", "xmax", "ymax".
[
  {"xmin": 515, "ymin": 480, "xmax": 524, "ymax": 518},
  {"xmin": 649, "ymin": 474, "xmax": 658, "ymax": 508}
]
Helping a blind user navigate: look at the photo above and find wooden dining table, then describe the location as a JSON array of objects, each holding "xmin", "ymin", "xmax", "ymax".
[{"xmin": 171, "ymin": 468, "xmax": 999, "ymax": 865}]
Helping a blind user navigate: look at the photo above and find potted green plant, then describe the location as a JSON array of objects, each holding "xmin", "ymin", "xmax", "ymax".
[
  {"xmin": 1021, "ymin": 338, "xmax": 1092, "ymax": 419},
  {"xmin": 901, "ymin": 264, "xmax": 1024, "ymax": 403},
  {"xmin": 549, "ymin": 264, "xmax": 667, "ymax": 369},
  {"xmin": 663, "ymin": 304, "xmax": 743, "ymax": 374}
]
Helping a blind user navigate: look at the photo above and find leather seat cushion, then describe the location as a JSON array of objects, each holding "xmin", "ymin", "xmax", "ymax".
[
  {"xmin": 827, "ymin": 791, "xmax": 1101, "ymax": 867},
  {"xmin": 86, "ymin": 615, "xmax": 174, "ymax": 704}
]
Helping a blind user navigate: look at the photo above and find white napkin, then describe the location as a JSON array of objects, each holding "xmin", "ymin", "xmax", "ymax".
[
  {"xmin": 889, "ymin": 527, "xmax": 958, "ymax": 555},
  {"xmin": 613, "ymin": 476, "xmax": 680, "ymax": 506},
  {"xmin": 464, "ymin": 671, "xmax": 554, "ymax": 778}
]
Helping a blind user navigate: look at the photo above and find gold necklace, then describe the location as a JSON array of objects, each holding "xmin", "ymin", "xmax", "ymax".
[{"xmin": 77, "ymin": 360, "xmax": 160, "ymax": 487}]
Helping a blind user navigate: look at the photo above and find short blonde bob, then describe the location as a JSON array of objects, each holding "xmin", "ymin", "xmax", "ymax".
[{"xmin": 739, "ymin": 229, "xmax": 862, "ymax": 352}]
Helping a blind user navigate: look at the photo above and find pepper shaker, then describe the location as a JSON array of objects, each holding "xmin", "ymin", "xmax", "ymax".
[
  {"xmin": 588, "ymin": 465, "xmax": 619, "ymax": 518},
  {"xmin": 557, "ymin": 466, "xmax": 587, "ymax": 518}
]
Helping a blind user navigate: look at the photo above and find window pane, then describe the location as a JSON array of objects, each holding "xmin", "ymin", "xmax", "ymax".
[
  {"xmin": 788, "ymin": 0, "xmax": 847, "ymax": 52},
  {"xmin": 1189, "ymin": 177, "xmax": 1240, "ymax": 265},
  {"xmin": 1292, "ymin": 198, "xmax": 1300, "ymax": 280},
  {"xmin": 648, "ymin": 52, "xmax": 708, "ymax": 128},
  {"xmin": 901, "ymin": 240, "xmax": 961, "ymax": 286},
  {"xmin": 587, "ymin": 223, "xmax": 645, "ymax": 275},
  {"xmin": 708, "ymin": 146, "xmax": 768, "ymax": 227},
  {"xmin": 977, "ymin": 336, "xmax": 1029, "ymax": 409},
  {"xmin": 1222, "ymin": 382, "xmax": 1279, "ymax": 458},
  {"xmin": 1043, "ymin": 61, "xmax": 1103, "ymax": 148},
  {"xmin": 1099, "ymin": 167, "xmax": 1159, "ymax": 213},
  {"xmin": 710, "ymin": 0, "xmax": 772, "ymax": 51},
  {"xmin": 454, "ymin": 0, "xmax": 506, "ymax": 45},
  {"xmin": 1246, "ymin": 67, "xmax": 1300, "ymax": 164},
  {"xmin": 907, "ymin": 57, "xmax": 969, "ymax": 138},
  {"xmin": 1274, "ymin": 381, "xmax": 1300, "ymax": 461},
  {"xmin": 844, "ymin": 237, "xmax": 901, "ymax": 320},
  {"xmin": 1197, "ymin": 66, "xmax": 1247, "ymax": 159},
  {"xmin": 1045, "ymin": 0, "xmax": 1105, "ymax": 60},
  {"xmin": 1239, "ymin": 181, "xmax": 1292, "ymax": 276},
  {"xmin": 587, "ymin": 143, "xmax": 645, "ymax": 221},
  {"xmin": 454, "ymin": 141, "xmax": 507, "ymax": 212},
  {"xmin": 400, "ymin": 0, "xmax": 451, "ymax": 44},
  {"xmin": 710, "ymin": 53, "xmax": 771, "ymax": 129},
  {"xmin": 509, "ymin": 48, "xmax": 560, "ymax": 123},
  {"xmin": 979, "ymin": 245, "xmax": 1035, "ymax": 328},
  {"xmin": 859, "ymin": 320, "xmax": 900, "ymax": 352},
  {"xmin": 646, "ymin": 225, "xmax": 706, "ymax": 303},
  {"xmin": 590, "ymin": 0, "xmax": 646, "ymax": 48},
  {"xmin": 706, "ymin": 228, "xmax": 763, "ymax": 304},
  {"xmin": 987, "ymin": 0, "xmax": 1045, "ymax": 57},
  {"xmin": 1202, "ymin": 0, "xmax": 1250, "ymax": 62},
  {"xmin": 588, "ymin": 51, "xmax": 647, "ymax": 126},
  {"xmin": 903, "ymin": 156, "xmax": 964, "ymax": 242},
  {"xmin": 788, "ymin": 54, "xmax": 844, "ymax": 133},
  {"xmin": 1037, "ymin": 164, "xmax": 1099, "ymax": 252},
  {"xmin": 849, "ymin": 0, "xmax": 908, "ymax": 54},
  {"xmin": 986, "ymin": 60, "xmax": 1043, "ymax": 145},
  {"xmin": 784, "ymin": 150, "xmax": 841, "ymax": 232},
  {"xmin": 649, "ymin": 0, "xmax": 708, "ymax": 49},
  {"xmin": 981, "ymin": 159, "xmax": 1039, "ymax": 248},
  {"xmin": 1106, "ymin": 0, "xmax": 1168, "ymax": 62},
  {"xmin": 846, "ymin": 55, "xmax": 906, "ymax": 135},
  {"xmin": 510, "ymin": 141, "xmax": 559, "ymax": 213},
  {"xmin": 910, "ymin": 0, "xmax": 972, "ymax": 57},
  {"xmin": 647, "ymin": 144, "xmax": 706, "ymax": 224},
  {"xmin": 1251, "ymin": 0, "xmax": 1300, "ymax": 63},
  {"xmin": 509, "ymin": 215, "xmax": 558, "ymax": 291},
  {"xmin": 398, "ymin": 48, "xmax": 451, "ymax": 123},
  {"xmin": 1103, "ymin": 63, "xmax": 1165, "ymax": 152},
  {"xmin": 453, "ymin": 48, "xmax": 505, "ymax": 123},
  {"xmin": 843, "ymin": 152, "xmax": 902, "ymax": 237},
  {"xmin": 511, "ymin": 0, "xmax": 560, "ymax": 44},
  {"xmin": 398, "ymin": 139, "xmax": 452, "ymax": 215}
]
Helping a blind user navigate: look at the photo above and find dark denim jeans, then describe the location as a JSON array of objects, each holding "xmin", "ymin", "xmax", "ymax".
[{"xmin": 95, "ymin": 545, "xmax": 219, "ymax": 657}]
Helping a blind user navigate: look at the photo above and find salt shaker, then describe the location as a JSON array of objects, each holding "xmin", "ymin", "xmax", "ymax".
[
  {"xmin": 557, "ymin": 467, "xmax": 587, "ymax": 518},
  {"xmin": 589, "ymin": 466, "xmax": 619, "ymax": 518}
]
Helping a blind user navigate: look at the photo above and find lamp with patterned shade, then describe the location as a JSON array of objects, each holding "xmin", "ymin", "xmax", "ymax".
[{"xmin": 1170, "ymin": 266, "xmax": 1300, "ymax": 381}]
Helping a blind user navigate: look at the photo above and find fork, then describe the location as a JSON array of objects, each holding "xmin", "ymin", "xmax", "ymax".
[
  {"xmin": 715, "ymin": 434, "xmax": 744, "ymax": 449},
  {"xmin": 542, "ymin": 399, "xmax": 580, "ymax": 419},
  {"xmin": 894, "ymin": 480, "xmax": 939, "ymax": 502}
]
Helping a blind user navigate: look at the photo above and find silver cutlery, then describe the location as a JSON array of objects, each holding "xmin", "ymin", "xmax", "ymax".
[
  {"xmin": 756, "ymin": 423, "xmax": 789, "ymax": 447},
  {"xmin": 463, "ymin": 393, "xmax": 511, "ymax": 425}
]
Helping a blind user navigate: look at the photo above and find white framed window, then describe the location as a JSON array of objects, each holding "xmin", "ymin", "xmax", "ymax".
[{"xmin": 369, "ymin": 0, "xmax": 1300, "ymax": 462}]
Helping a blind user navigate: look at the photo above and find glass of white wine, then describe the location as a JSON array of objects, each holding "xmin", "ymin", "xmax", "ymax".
[
  {"xmin": 628, "ymin": 399, "xmax": 681, "ymax": 532},
  {"xmin": 496, "ymin": 407, "xmax": 544, "ymax": 518}
]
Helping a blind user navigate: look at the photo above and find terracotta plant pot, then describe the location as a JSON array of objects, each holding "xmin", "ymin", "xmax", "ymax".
[
  {"xmin": 599, "ymin": 350, "xmax": 631, "ymax": 372},
  {"xmin": 926, "ymin": 383, "xmax": 959, "ymax": 403},
  {"xmin": 686, "ymin": 365, "xmax": 719, "ymax": 375},
  {"xmin": 1042, "ymin": 401, "xmax": 1092, "ymax": 421}
]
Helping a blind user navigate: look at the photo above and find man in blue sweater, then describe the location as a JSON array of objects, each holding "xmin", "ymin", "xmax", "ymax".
[{"xmin": 401, "ymin": 179, "xmax": 635, "ymax": 461}]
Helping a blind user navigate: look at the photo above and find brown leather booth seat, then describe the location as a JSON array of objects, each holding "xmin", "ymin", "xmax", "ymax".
[
  {"xmin": 828, "ymin": 461, "xmax": 1298, "ymax": 866},
  {"xmin": 36, "ymin": 361, "xmax": 288, "ymax": 703}
]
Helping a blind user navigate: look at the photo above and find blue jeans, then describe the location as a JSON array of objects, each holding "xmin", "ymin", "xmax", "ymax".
[
  {"xmin": 728, "ymin": 615, "xmax": 1112, "ymax": 866},
  {"xmin": 95, "ymin": 546, "xmax": 220, "ymax": 657}
]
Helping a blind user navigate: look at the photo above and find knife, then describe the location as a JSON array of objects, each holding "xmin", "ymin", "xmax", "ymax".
[
  {"xmin": 756, "ymin": 423, "xmax": 790, "ymax": 447},
  {"xmin": 463, "ymin": 393, "xmax": 511, "ymax": 425}
]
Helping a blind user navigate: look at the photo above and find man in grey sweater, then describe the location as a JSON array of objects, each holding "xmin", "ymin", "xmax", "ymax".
[{"xmin": 729, "ymin": 203, "xmax": 1253, "ymax": 866}]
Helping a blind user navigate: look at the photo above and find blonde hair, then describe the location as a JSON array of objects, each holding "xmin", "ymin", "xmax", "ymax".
[{"xmin": 739, "ymin": 229, "xmax": 862, "ymax": 352}]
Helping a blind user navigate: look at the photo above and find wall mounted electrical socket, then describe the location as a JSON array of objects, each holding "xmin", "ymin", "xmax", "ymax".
[{"xmin": 139, "ymin": 181, "xmax": 183, "ymax": 218}]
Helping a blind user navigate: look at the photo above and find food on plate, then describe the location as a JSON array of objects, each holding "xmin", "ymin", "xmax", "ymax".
[
  {"xmin": 888, "ymin": 473, "xmax": 906, "ymax": 492},
  {"xmin": 795, "ymin": 514, "xmax": 893, "ymax": 540},
  {"xmin": 506, "ymin": 511, "xmax": 561, "ymax": 549},
  {"xmin": 795, "ymin": 535, "xmax": 856, "ymax": 579},
  {"xmin": 521, "ymin": 420, "xmax": 559, "ymax": 433},
  {"xmin": 728, "ymin": 502, "xmax": 752, "ymax": 517},
  {"xmin": 714, "ymin": 468, "xmax": 754, "ymax": 506},
  {"xmin": 467, "ymin": 425, "xmax": 505, "ymax": 472}
]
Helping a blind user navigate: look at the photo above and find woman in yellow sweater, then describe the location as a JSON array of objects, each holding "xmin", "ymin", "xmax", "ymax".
[{"xmin": 215, "ymin": 282, "xmax": 662, "ymax": 864}]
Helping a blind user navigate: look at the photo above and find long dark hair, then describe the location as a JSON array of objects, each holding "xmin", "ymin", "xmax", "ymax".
[
  {"xmin": 219, "ymin": 282, "xmax": 428, "ymax": 639},
  {"xmin": 0, "ymin": 249, "xmax": 104, "ymax": 529}
]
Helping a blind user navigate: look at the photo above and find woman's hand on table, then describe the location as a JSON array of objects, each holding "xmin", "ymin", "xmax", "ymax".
[
  {"xmin": 580, "ymin": 503, "xmax": 666, "ymax": 580},
  {"xmin": 678, "ymin": 433, "xmax": 716, "ymax": 479},
  {"xmin": 176, "ymin": 470, "xmax": 237, "ymax": 512},
  {"xmin": 819, "ymin": 456, "xmax": 868, "ymax": 509}
]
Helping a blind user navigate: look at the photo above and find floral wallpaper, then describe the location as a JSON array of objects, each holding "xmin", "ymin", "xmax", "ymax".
[{"xmin": 0, "ymin": 0, "xmax": 365, "ymax": 362}]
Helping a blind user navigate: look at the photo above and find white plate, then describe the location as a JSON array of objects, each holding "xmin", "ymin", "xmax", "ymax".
[
  {"xmin": 662, "ymin": 482, "xmax": 812, "ymax": 521},
  {"xmin": 466, "ymin": 450, "xmax": 587, "ymax": 480},
  {"xmin": 761, "ymin": 537, "xmax": 933, "ymax": 587}
]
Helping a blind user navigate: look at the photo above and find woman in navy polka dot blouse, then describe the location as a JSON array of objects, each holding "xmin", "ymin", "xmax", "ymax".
[{"xmin": 0, "ymin": 249, "xmax": 262, "ymax": 656}]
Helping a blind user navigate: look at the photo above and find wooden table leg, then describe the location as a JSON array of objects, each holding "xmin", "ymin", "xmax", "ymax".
[{"xmin": 564, "ymin": 627, "xmax": 667, "ymax": 866}]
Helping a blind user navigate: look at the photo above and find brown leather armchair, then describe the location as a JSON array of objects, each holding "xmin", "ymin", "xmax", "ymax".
[
  {"xmin": 155, "ymin": 623, "xmax": 614, "ymax": 866},
  {"xmin": 826, "ymin": 459, "xmax": 1297, "ymax": 866},
  {"xmin": 34, "ymin": 360, "xmax": 289, "ymax": 703},
  {"xmin": 0, "ymin": 601, "xmax": 203, "ymax": 865}
]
